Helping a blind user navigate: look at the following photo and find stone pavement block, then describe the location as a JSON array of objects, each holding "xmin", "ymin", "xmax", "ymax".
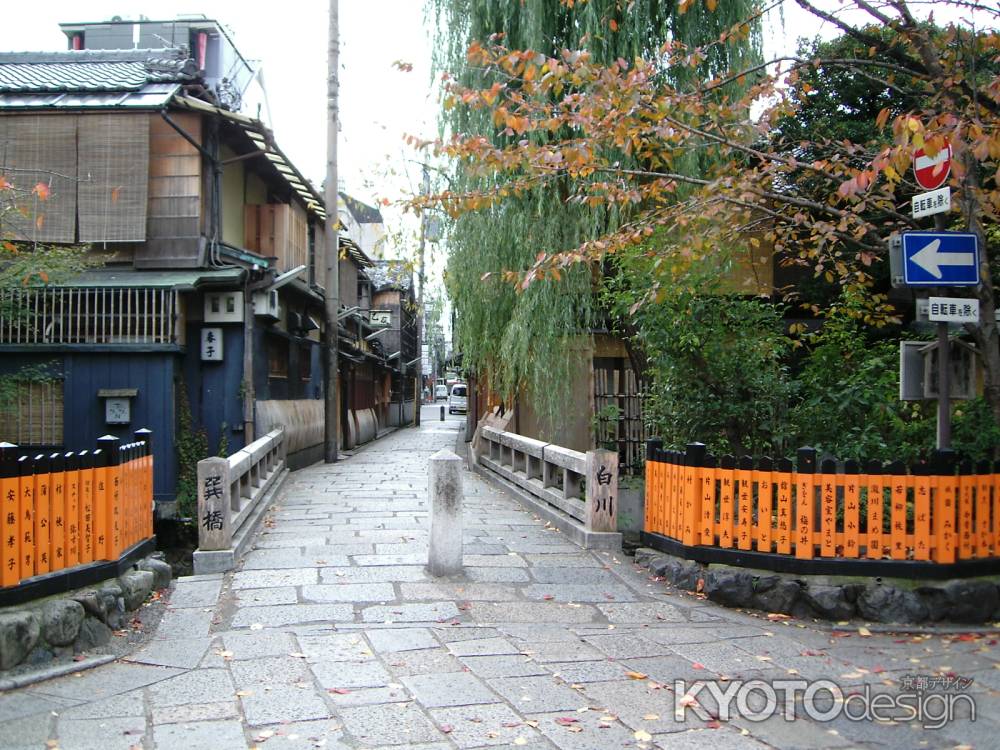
[
  {"xmin": 32, "ymin": 663, "xmax": 182, "ymax": 702},
  {"xmin": 500, "ymin": 625, "xmax": 583, "ymax": 643},
  {"xmin": 240, "ymin": 685, "xmax": 331, "ymax": 726},
  {"xmin": 518, "ymin": 640, "xmax": 605, "ymax": 663},
  {"xmin": 578, "ymin": 679, "xmax": 700, "ymax": 734},
  {"xmin": 429, "ymin": 703, "xmax": 541, "ymax": 748},
  {"xmin": 257, "ymin": 534, "xmax": 332, "ymax": 549},
  {"xmin": 596, "ymin": 602, "xmax": 689, "ymax": 623},
  {"xmin": 666, "ymin": 641, "xmax": 766, "ymax": 675},
  {"xmin": 652, "ymin": 728, "xmax": 773, "ymax": 750},
  {"xmin": 546, "ymin": 660, "xmax": 633, "ymax": 684},
  {"xmin": 57, "ymin": 690, "xmax": 145, "ymax": 720},
  {"xmin": 327, "ymin": 686, "xmax": 412, "ymax": 707},
  {"xmin": 0, "ymin": 691, "xmax": 80, "ymax": 722},
  {"xmin": 155, "ymin": 608, "xmax": 215, "ymax": 639},
  {"xmin": 151, "ymin": 719, "xmax": 248, "ymax": 749},
  {"xmin": 459, "ymin": 654, "xmax": 551, "ymax": 679},
  {"xmin": 621, "ymin": 655, "xmax": 720, "ymax": 684},
  {"xmin": 365, "ymin": 627, "xmax": 439, "ymax": 653},
  {"xmin": 221, "ymin": 630, "xmax": 298, "ymax": 660},
  {"xmin": 169, "ymin": 578, "xmax": 223, "ymax": 608},
  {"xmin": 56, "ymin": 716, "xmax": 146, "ymax": 750},
  {"xmin": 233, "ymin": 586, "xmax": 299, "ymax": 606},
  {"xmin": 362, "ymin": 603, "xmax": 461, "ymax": 623},
  {"xmin": 320, "ymin": 566, "xmax": 431, "ymax": 584},
  {"xmin": 523, "ymin": 584, "xmax": 638, "ymax": 603},
  {"xmin": 0, "ymin": 716, "xmax": 53, "ymax": 750},
  {"xmin": 151, "ymin": 700, "xmax": 239, "ymax": 725},
  {"xmin": 528, "ymin": 567, "xmax": 625, "ymax": 585},
  {"xmin": 446, "ymin": 637, "xmax": 521, "ymax": 657},
  {"xmin": 243, "ymin": 548, "xmax": 351, "ymax": 569},
  {"xmin": 432, "ymin": 626, "xmax": 503, "ymax": 643},
  {"xmin": 463, "ymin": 554, "xmax": 528, "ymax": 567},
  {"xmin": 125, "ymin": 636, "xmax": 212, "ymax": 669},
  {"xmin": 528, "ymin": 710, "xmax": 640, "ymax": 750},
  {"xmin": 301, "ymin": 583, "xmax": 396, "ymax": 603},
  {"xmin": 304, "ymin": 542, "xmax": 375, "ymax": 556},
  {"xmin": 311, "ymin": 658, "xmax": 394, "ymax": 689},
  {"xmin": 385, "ymin": 647, "xmax": 465, "ymax": 676},
  {"xmin": 727, "ymin": 714, "xmax": 853, "ymax": 749},
  {"xmin": 523, "ymin": 554, "xmax": 605, "ymax": 567},
  {"xmin": 232, "ymin": 603, "xmax": 354, "ymax": 628},
  {"xmin": 298, "ymin": 632, "xmax": 375, "ymax": 662},
  {"xmin": 467, "ymin": 602, "xmax": 600, "ymax": 624},
  {"xmin": 462, "ymin": 567, "xmax": 531, "ymax": 583},
  {"xmin": 231, "ymin": 568, "xmax": 319, "ymax": 589},
  {"xmin": 230, "ymin": 655, "xmax": 312, "ymax": 686},
  {"xmin": 354, "ymin": 554, "xmax": 429, "ymax": 566},
  {"xmin": 641, "ymin": 625, "xmax": 764, "ymax": 646},
  {"xmin": 402, "ymin": 671, "xmax": 499, "ymax": 707},
  {"xmin": 252, "ymin": 719, "xmax": 351, "ymax": 750},
  {"xmin": 581, "ymin": 633, "xmax": 668, "ymax": 659},
  {"xmin": 337, "ymin": 702, "xmax": 442, "ymax": 746},
  {"xmin": 489, "ymin": 676, "xmax": 586, "ymax": 713},
  {"xmin": 147, "ymin": 669, "xmax": 235, "ymax": 708}
]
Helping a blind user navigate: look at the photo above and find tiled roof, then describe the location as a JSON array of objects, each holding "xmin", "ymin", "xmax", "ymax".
[
  {"xmin": 340, "ymin": 192, "xmax": 384, "ymax": 225},
  {"xmin": 0, "ymin": 49, "xmax": 198, "ymax": 93},
  {"xmin": 367, "ymin": 260, "xmax": 413, "ymax": 292}
]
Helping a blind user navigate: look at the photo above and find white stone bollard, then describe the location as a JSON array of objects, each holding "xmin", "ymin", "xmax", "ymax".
[{"xmin": 427, "ymin": 449, "xmax": 464, "ymax": 576}]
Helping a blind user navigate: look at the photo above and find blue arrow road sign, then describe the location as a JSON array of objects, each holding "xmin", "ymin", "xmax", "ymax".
[{"xmin": 902, "ymin": 232, "xmax": 979, "ymax": 286}]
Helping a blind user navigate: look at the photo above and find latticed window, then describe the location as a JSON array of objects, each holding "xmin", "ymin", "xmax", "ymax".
[
  {"xmin": 268, "ymin": 336, "xmax": 289, "ymax": 379},
  {"xmin": 0, "ymin": 380, "xmax": 64, "ymax": 446}
]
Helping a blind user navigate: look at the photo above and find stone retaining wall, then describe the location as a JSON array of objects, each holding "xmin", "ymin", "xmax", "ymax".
[
  {"xmin": 0, "ymin": 554, "xmax": 171, "ymax": 672},
  {"xmin": 634, "ymin": 547, "xmax": 1000, "ymax": 625}
]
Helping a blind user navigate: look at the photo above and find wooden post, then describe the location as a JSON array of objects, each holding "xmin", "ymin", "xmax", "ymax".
[
  {"xmin": 775, "ymin": 457, "xmax": 793, "ymax": 555},
  {"xmin": 135, "ymin": 428, "xmax": 153, "ymax": 539},
  {"xmin": 888, "ymin": 460, "xmax": 908, "ymax": 560},
  {"xmin": 585, "ymin": 448, "xmax": 618, "ymax": 533},
  {"xmin": 756, "ymin": 457, "xmax": 774, "ymax": 553},
  {"xmin": 644, "ymin": 439, "xmax": 662, "ymax": 535},
  {"xmin": 97, "ymin": 436, "xmax": 120, "ymax": 558},
  {"xmin": 49, "ymin": 452, "xmax": 66, "ymax": 571},
  {"xmin": 718, "ymin": 455, "xmax": 736, "ymax": 548},
  {"xmin": 976, "ymin": 460, "xmax": 992, "ymax": 557},
  {"xmin": 736, "ymin": 456, "xmax": 754, "ymax": 551},
  {"xmin": 197, "ymin": 456, "xmax": 232, "ymax": 552},
  {"xmin": 819, "ymin": 459, "xmax": 837, "ymax": 557},
  {"xmin": 78, "ymin": 450, "xmax": 94, "ymax": 565},
  {"xmin": 843, "ymin": 460, "xmax": 860, "ymax": 558},
  {"xmin": 65, "ymin": 452, "xmax": 80, "ymax": 567},
  {"xmin": 17, "ymin": 456, "xmax": 34, "ymax": 579}
]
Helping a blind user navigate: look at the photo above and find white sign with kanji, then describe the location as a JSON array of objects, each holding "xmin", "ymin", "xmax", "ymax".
[
  {"xmin": 928, "ymin": 296, "xmax": 979, "ymax": 324},
  {"xmin": 911, "ymin": 187, "xmax": 950, "ymax": 219},
  {"xmin": 201, "ymin": 327, "xmax": 224, "ymax": 361}
]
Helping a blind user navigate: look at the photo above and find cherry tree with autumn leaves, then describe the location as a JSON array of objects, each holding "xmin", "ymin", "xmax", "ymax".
[{"xmin": 414, "ymin": 0, "xmax": 1000, "ymax": 450}]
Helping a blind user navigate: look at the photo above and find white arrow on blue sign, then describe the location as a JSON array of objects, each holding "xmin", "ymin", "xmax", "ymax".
[{"xmin": 902, "ymin": 232, "xmax": 979, "ymax": 286}]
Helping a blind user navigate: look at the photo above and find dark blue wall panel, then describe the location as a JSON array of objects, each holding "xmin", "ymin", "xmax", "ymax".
[{"xmin": 182, "ymin": 323, "xmax": 246, "ymax": 459}]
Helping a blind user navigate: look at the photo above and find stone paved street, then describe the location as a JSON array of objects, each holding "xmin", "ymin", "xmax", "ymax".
[{"xmin": 1, "ymin": 407, "xmax": 998, "ymax": 749}]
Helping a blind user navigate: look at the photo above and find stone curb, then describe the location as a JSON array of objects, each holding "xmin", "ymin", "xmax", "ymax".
[
  {"xmin": 0, "ymin": 654, "xmax": 116, "ymax": 691},
  {"xmin": 634, "ymin": 546, "xmax": 1000, "ymax": 627}
]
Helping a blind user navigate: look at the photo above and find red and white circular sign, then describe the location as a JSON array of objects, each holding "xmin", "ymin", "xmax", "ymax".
[{"xmin": 913, "ymin": 144, "xmax": 952, "ymax": 190}]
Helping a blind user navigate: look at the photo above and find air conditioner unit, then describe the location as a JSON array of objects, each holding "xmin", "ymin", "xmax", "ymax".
[{"xmin": 252, "ymin": 289, "xmax": 281, "ymax": 320}]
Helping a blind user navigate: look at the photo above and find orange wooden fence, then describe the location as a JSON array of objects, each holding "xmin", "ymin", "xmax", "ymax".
[
  {"xmin": 644, "ymin": 443, "xmax": 1000, "ymax": 563},
  {"xmin": 1, "ymin": 431, "xmax": 153, "ymax": 588}
]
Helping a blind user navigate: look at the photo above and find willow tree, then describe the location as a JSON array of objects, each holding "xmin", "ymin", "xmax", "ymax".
[{"xmin": 428, "ymin": 0, "xmax": 763, "ymax": 429}]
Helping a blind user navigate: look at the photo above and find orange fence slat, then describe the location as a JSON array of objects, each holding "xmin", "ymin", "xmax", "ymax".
[
  {"xmin": 819, "ymin": 461, "xmax": 837, "ymax": 557},
  {"xmin": 736, "ymin": 461, "xmax": 753, "ymax": 551},
  {"xmin": 17, "ymin": 456, "xmax": 35, "ymax": 579},
  {"xmin": 50, "ymin": 454, "xmax": 66, "ymax": 573},
  {"xmin": 976, "ymin": 461, "xmax": 992, "ymax": 557},
  {"xmin": 65, "ymin": 454, "xmax": 80, "ymax": 568},
  {"xmin": 843, "ymin": 462, "xmax": 860, "ymax": 558},
  {"xmin": 79, "ymin": 452, "xmax": 94, "ymax": 565},
  {"xmin": 914, "ymin": 468, "xmax": 932, "ymax": 561},
  {"xmin": 756, "ymin": 459, "xmax": 774, "ymax": 554},
  {"xmin": 866, "ymin": 461, "xmax": 884, "ymax": 560},
  {"xmin": 1, "ymin": 450, "xmax": 19, "ymax": 587},
  {"xmin": 959, "ymin": 465, "xmax": 974, "ymax": 560},
  {"xmin": 932, "ymin": 465, "xmax": 955, "ymax": 564},
  {"xmin": 795, "ymin": 449, "xmax": 817, "ymax": 560},
  {"xmin": 33, "ymin": 458, "xmax": 51, "ymax": 575},
  {"xmin": 889, "ymin": 464, "xmax": 908, "ymax": 560},
  {"xmin": 775, "ymin": 459, "xmax": 793, "ymax": 555},
  {"xmin": 718, "ymin": 457, "xmax": 736, "ymax": 548},
  {"xmin": 700, "ymin": 460, "xmax": 716, "ymax": 544}
]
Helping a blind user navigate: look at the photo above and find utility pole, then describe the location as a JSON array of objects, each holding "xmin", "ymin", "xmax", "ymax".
[
  {"xmin": 414, "ymin": 165, "xmax": 430, "ymax": 426},
  {"xmin": 323, "ymin": 0, "xmax": 340, "ymax": 463}
]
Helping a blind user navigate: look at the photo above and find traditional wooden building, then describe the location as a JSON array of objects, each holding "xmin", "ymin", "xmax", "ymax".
[{"xmin": 0, "ymin": 17, "xmax": 413, "ymax": 512}]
